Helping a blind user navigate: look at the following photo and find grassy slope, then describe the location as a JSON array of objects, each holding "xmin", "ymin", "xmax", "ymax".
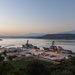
[
  {"xmin": 9, "ymin": 60, "xmax": 31, "ymax": 69},
  {"xmin": 9, "ymin": 60, "xmax": 53, "ymax": 69}
]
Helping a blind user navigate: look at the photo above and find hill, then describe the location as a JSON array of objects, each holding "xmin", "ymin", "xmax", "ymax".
[
  {"xmin": 58, "ymin": 30, "xmax": 75, "ymax": 34},
  {"xmin": 23, "ymin": 33, "xmax": 46, "ymax": 37},
  {"xmin": 37, "ymin": 34, "xmax": 75, "ymax": 39},
  {"xmin": 0, "ymin": 33, "xmax": 75, "ymax": 39},
  {"xmin": 0, "ymin": 33, "xmax": 46, "ymax": 38}
]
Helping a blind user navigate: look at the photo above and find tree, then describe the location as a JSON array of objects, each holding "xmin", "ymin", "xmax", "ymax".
[
  {"xmin": 0, "ymin": 56, "xmax": 4, "ymax": 62},
  {"xmin": 3, "ymin": 50, "xmax": 7, "ymax": 56},
  {"xmin": 0, "ymin": 54, "xmax": 4, "ymax": 62}
]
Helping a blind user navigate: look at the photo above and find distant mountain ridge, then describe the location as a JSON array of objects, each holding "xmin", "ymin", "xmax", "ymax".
[
  {"xmin": 0, "ymin": 33, "xmax": 46, "ymax": 38},
  {"xmin": 0, "ymin": 30, "xmax": 75, "ymax": 39},
  {"xmin": 37, "ymin": 34, "xmax": 75, "ymax": 39},
  {"xmin": 37, "ymin": 30, "xmax": 75, "ymax": 39},
  {"xmin": 58, "ymin": 30, "xmax": 75, "ymax": 34},
  {"xmin": 23, "ymin": 33, "xmax": 46, "ymax": 37}
]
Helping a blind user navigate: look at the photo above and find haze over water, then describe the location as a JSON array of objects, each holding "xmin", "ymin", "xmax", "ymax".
[{"xmin": 0, "ymin": 38, "xmax": 75, "ymax": 52}]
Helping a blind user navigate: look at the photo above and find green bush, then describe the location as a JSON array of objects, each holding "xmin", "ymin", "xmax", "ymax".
[
  {"xmin": 26, "ymin": 60, "xmax": 51, "ymax": 75},
  {"xmin": 51, "ymin": 70, "xmax": 72, "ymax": 75}
]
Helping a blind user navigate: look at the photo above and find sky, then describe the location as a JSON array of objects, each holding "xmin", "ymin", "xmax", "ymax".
[{"xmin": 0, "ymin": 0, "xmax": 75, "ymax": 35}]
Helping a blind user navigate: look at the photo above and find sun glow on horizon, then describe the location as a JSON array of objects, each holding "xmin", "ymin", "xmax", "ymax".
[{"xmin": 0, "ymin": 0, "xmax": 75, "ymax": 35}]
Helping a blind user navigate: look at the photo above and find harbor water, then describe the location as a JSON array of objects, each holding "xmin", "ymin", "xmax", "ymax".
[{"xmin": 0, "ymin": 38, "xmax": 75, "ymax": 52}]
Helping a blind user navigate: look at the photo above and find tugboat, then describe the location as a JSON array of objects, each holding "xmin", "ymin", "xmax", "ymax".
[
  {"xmin": 43, "ymin": 41, "xmax": 57, "ymax": 51},
  {"xmin": 43, "ymin": 41, "xmax": 73, "ymax": 54},
  {"xmin": 22, "ymin": 40, "xmax": 40, "ymax": 49},
  {"xmin": 22, "ymin": 40, "xmax": 33, "ymax": 48}
]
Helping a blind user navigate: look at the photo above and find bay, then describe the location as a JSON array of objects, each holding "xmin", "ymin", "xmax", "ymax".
[{"xmin": 0, "ymin": 38, "xmax": 75, "ymax": 52}]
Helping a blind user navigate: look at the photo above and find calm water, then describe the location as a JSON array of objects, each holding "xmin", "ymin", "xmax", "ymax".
[{"xmin": 0, "ymin": 38, "xmax": 75, "ymax": 52}]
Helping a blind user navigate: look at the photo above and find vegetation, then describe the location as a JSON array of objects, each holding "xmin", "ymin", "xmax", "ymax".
[
  {"xmin": 9, "ymin": 60, "xmax": 31, "ymax": 69},
  {"xmin": 0, "ymin": 56, "xmax": 75, "ymax": 75},
  {"xmin": 26, "ymin": 60, "xmax": 51, "ymax": 75}
]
